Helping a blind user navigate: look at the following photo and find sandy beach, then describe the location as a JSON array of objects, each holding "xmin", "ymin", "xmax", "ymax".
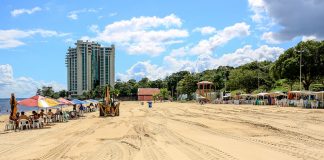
[{"xmin": 0, "ymin": 101, "xmax": 324, "ymax": 160}]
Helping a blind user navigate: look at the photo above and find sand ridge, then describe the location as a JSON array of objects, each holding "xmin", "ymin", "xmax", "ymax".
[{"xmin": 0, "ymin": 101, "xmax": 324, "ymax": 160}]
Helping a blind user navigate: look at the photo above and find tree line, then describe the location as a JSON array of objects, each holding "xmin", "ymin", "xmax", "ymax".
[
  {"xmin": 114, "ymin": 40, "xmax": 324, "ymax": 100},
  {"xmin": 40, "ymin": 40, "xmax": 324, "ymax": 100}
]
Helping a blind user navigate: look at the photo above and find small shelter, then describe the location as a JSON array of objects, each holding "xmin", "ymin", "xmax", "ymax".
[
  {"xmin": 138, "ymin": 88, "xmax": 160, "ymax": 101},
  {"xmin": 196, "ymin": 81, "xmax": 214, "ymax": 104},
  {"xmin": 314, "ymin": 91, "xmax": 324, "ymax": 108}
]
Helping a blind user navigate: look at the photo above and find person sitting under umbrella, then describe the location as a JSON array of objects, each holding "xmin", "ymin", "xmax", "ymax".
[{"xmin": 19, "ymin": 111, "xmax": 31, "ymax": 124}]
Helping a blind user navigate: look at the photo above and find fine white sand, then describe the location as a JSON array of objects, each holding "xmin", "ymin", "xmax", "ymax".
[{"xmin": 0, "ymin": 101, "xmax": 324, "ymax": 160}]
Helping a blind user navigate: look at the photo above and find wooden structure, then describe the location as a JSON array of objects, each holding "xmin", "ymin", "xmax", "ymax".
[
  {"xmin": 137, "ymin": 88, "xmax": 160, "ymax": 101},
  {"xmin": 196, "ymin": 81, "xmax": 213, "ymax": 104},
  {"xmin": 99, "ymin": 86, "xmax": 120, "ymax": 117}
]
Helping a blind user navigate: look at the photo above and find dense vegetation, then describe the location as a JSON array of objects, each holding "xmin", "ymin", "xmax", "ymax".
[
  {"xmin": 40, "ymin": 40, "xmax": 324, "ymax": 100},
  {"xmin": 113, "ymin": 40, "xmax": 324, "ymax": 100}
]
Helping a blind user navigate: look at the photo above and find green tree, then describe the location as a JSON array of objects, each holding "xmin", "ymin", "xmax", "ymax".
[
  {"xmin": 58, "ymin": 90, "xmax": 67, "ymax": 98},
  {"xmin": 52, "ymin": 92, "xmax": 60, "ymax": 99},
  {"xmin": 272, "ymin": 40, "xmax": 324, "ymax": 90},
  {"xmin": 159, "ymin": 88, "xmax": 170, "ymax": 100},
  {"xmin": 138, "ymin": 77, "xmax": 150, "ymax": 88},
  {"xmin": 176, "ymin": 74, "xmax": 199, "ymax": 100},
  {"xmin": 110, "ymin": 89, "xmax": 120, "ymax": 98},
  {"xmin": 227, "ymin": 68, "xmax": 258, "ymax": 93},
  {"xmin": 165, "ymin": 71, "xmax": 190, "ymax": 98},
  {"xmin": 150, "ymin": 79, "xmax": 167, "ymax": 88},
  {"xmin": 41, "ymin": 86, "xmax": 54, "ymax": 97}
]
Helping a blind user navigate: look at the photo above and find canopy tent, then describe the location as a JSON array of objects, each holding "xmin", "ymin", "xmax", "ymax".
[
  {"xmin": 270, "ymin": 91, "xmax": 287, "ymax": 97},
  {"xmin": 18, "ymin": 95, "xmax": 60, "ymax": 108},
  {"xmin": 256, "ymin": 93, "xmax": 270, "ymax": 99},
  {"xmin": 314, "ymin": 91, "xmax": 324, "ymax": 101}
]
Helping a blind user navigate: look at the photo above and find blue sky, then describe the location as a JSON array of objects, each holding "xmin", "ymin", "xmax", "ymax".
[{"xmin": 1, "ymin": 0, "xmax": 323, "ymax": 98}]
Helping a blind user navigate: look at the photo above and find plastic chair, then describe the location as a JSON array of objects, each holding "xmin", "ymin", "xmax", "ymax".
[
  {"xmin": 47, "ymin": 115, "xmax": 53, "ymax": 123},
  {"xmin": 38, "ymin": 117, "xmax": 45, "ymax": 128},
  {"xmin": 32, "ymin": 120, "xmax": 40, "ymax": 129},
  {"xmin": 19, "ymin": 119, "xmax": 31, "ymax": 130},
  {"xmin": 5, "ymin": 120, "xmax": 16, "ymax": 131},
  {"xmin": 63, "ymin": 112, "xmax": 69, "ymax": 122}
]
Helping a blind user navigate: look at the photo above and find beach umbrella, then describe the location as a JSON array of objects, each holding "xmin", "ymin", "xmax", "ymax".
[
  {"xmin": 71, "ymin": 99, "xmax": 86, "ymax": 105},
  {"xmin": 18, "ymin": 95, "xmax": 60, "ymax": 108},
  {"xmin": 9, "ymin": 94, "xmax": 18, "ymax": 119},
  {"xmin": 89, "ymin": 99, "xmax": 99, "ymax": 104},
  {"xmin": 57, "ymin": 98, "xmax": 72, "ymax": 105}
]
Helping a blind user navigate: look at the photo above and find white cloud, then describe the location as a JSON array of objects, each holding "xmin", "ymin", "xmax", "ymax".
[
  {"xmin": 0, "ymin": 29, "xmax": 69, "ymax": 49},
  {"xmin": 67, "ymin": 8, "xmax": 98, "ymax": 20},
  {"xmin": 193, "ymin": 26, "xmax": 216, "ymax": 35},
  {"xmin": 67, "ymin": 13, "xmax": 78, "ymax": 20},
  {"xmin": 89, "ymin": 24, "xmax": 100, "ymax": 33},
  {"xmin": 87, "ymin": 14, "xmax": 188, "ymax": 56},
  {"xmin": 190, "ymin": 22, "xmax": 250, "ymax": 55},
  {"xmin": 214, "ymin": 45, "xmax": 284, "ymax": 67},
  {"xmin": 0, "ymin": 64, "xmax": 66, "ymax": 98},
  {"xmin": 302, "ymin": 35, "xmax": 320, "ymax": 41},
  {"xmin": 248, "ymin": 0, "xmax": 267, "ymax": 23},
  {"xmin": 109, "ymin": 12, "xmax": 117, "ymax": 17},
  {"xmin": 11, "ymin": 7, "xmax": 42, "ymax": 17},
  {"xmin": 117, "ymin": 61, "xmax": 167, "ymax": 81},
  {"xmin": 261, "ymin": 32, "xmax": 281, "ymax": 44},
  {"xmin": 118, "ymin": 45, "xmax": 284, "ymax": 81},
  {"xmin": 0, "ymin": 64, "xmax": 13, "ymax": 85},
  {"xmin": 64, "ymin": 38, "xmax": 74, "ymax": 44}
]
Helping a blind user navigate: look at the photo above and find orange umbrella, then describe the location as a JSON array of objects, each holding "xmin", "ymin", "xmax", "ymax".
[{"xmin": 9, "ymin": 94, "xmax": 17, "ymax": 119}]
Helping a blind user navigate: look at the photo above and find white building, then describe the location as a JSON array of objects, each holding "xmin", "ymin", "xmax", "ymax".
[{"xmin": 66, "ymin": 40, "xmax": 115, "ymax": 96}]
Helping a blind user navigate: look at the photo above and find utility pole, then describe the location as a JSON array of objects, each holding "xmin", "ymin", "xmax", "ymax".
[{"xmin": 295, "ymin": 50, "xmax": 304, "ymax": 91}]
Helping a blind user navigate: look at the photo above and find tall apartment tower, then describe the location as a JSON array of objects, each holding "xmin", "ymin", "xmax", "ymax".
[{"xmin": 66, "ymin": 40, "xmax": 115, "ymax": 96}]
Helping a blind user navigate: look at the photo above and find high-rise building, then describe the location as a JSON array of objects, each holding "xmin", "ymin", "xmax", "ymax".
[{"xmin": 66, "ymin": 40, "xmax": 115, "ymax": 96}]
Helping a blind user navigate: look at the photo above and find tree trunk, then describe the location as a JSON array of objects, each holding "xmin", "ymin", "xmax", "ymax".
[{"xmin": 303, "ymin": 81, "xmax": 311, "ymax": 91}]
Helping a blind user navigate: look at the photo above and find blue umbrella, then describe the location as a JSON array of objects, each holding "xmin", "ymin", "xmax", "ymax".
[
  {"xmin": 71, "ymin": 99, "xmax": 86, "ymax": 104},
  {"xmin": 89, "ymin": 99, "xmax": 99, "ymax": 103}
]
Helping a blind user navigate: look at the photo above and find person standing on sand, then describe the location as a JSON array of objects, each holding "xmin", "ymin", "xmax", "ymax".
[{"xmin": 9, "ymin": 93, "xmax": 18, "ymax": 121}]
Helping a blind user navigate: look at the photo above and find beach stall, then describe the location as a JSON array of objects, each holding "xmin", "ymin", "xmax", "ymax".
[
  {"xmin": 240, "ymin": 94, "xmax": 254, "ymax": 104},
  {"xmin": 287, "ymin": 91, "xmax": 317, "ymax": 108},
  {"xmin": 255, "ymin": 93, "xmax": 271, "ymax": 105},
  {"xmin": 314, "ymin": 91, "xmax": 324, "ymax": 108},
  {"xmin": 270, "ymin": 91, "xmax": 287, "ymax": 107},
  {"xmin": 287, "ymin": 91, "xmax": 302, "ymax": 107}
]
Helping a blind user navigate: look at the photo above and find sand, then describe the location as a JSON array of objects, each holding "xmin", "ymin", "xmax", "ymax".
[{"xmin": 0, "ymin": 101, "xmax": 324, "ymax": 160}]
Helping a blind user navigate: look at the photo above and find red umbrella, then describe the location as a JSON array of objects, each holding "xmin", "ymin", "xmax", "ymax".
[{"xmin": 18, "ymin": 96, "xmax": 39, "ymax": 107}]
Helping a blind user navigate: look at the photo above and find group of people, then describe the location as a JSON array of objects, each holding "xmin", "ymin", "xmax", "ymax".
[
  {"xmin": 9, "ymin": 108, "xmax": 63, "ymax": 129},
  {"xmin": 7, "ymin": 93, "xmax": 99, "ymax": 130}
]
